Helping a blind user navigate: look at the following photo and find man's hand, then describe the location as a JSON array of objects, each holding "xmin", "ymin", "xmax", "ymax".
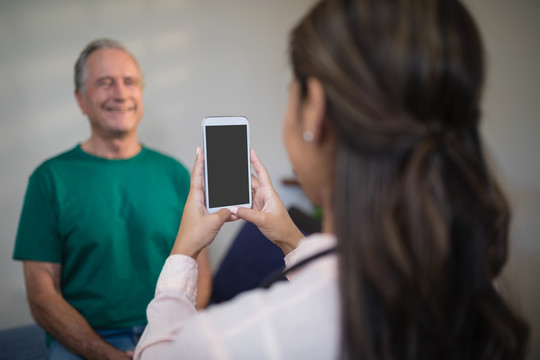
[{"xmin": 24, "ymin": 261, "xmax": 133, "ymax": 360}]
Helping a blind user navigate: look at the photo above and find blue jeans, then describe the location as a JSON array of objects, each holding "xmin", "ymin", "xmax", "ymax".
[{"xmin": 48, "ymin": 326, "xmax": 146, "ymax": 360}]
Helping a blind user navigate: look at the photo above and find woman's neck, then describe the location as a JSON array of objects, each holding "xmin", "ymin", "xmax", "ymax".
[{"xmin": 319, "ymin": 187, "xmax": 335, "ymax": 235}]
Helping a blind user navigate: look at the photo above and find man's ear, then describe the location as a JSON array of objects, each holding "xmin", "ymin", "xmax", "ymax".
[
  {"xmin": 74, "ymin": 89, "xmax": 88, "ymax": 115},
  {"xmin": 301, "ymin": 77, "xmax": 326, "ymax": 143}
]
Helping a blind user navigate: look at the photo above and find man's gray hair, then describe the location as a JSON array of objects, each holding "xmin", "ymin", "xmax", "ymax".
[{"xmin": 74, "ymin": 38, "xmax": 142, "ymax": 93}]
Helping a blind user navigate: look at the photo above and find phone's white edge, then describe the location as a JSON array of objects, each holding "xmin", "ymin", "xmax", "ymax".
[
  {"xmin": 205, "ymin": 203, "xmax": 252, "ymax": 214},
  {"xmin": 201, "ymin": 116, "xmax": 252, "ymax": 214},
  {"xmin": 202, "ymin": 115, "xmax": 249, "ymax": 126}
]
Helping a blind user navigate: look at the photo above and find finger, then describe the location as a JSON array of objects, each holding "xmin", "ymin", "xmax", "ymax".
[
  {"xmin": 250, "ymin": 149, "xmax": 273, "ymax": 187},
  {"xmin": 251, "ymin": 173, "xmax": 260, "ymax": 191},
  {"xmin": 191, "ymin": 147, "xmax": 205, "ymax": 191},
  {"xmin": 225, "ymin": 207, "xmax": 240, "ymax": 222}
]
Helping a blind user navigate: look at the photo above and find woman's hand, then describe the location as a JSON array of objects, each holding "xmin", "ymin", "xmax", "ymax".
[
  {"xmin": 171, "ymin": 148, "xmax": 232, "ymax": 259},
  {"xmin": 235, "ymin": 149, "xmax": 304, "ymax": 255}
]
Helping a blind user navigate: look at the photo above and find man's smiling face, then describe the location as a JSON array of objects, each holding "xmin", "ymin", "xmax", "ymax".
[{"xmin": 76, "ymin": 48, "xmax": 143, "ymax": 139}]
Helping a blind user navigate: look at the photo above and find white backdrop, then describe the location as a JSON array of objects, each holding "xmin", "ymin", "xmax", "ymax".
[{"xmin": 0, "ymin": 1, "xmax": 539, "ymax": 357}]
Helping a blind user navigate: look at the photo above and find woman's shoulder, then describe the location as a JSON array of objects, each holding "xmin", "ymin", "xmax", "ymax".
[{"xmin": 284, "ymin": 233, "xmax": 337, "ymax": 274}]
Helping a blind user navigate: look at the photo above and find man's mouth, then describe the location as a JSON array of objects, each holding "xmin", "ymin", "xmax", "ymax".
[{"xmin": 105, "ymin": 106, "xmax": 136, "ymax": 113}]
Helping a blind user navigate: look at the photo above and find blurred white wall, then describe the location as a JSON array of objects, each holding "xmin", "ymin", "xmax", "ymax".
[
  {"xmin": 0, "ymin": 0, "xmax": 538, "ymax": 357},
  {"xmin": 0, "ymin": 0, "xmax": 316, "ymax": 330}
]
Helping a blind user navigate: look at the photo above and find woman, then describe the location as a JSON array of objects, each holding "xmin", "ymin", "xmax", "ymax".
[{"xmin": 135, "ymin": 0, "xmax": 529, "ymax": 358}]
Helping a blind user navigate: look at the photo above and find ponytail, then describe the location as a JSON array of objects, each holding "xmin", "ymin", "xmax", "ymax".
[{"xmin": 290, "ymin": 0, "xmax": 529, "ymax": 358}]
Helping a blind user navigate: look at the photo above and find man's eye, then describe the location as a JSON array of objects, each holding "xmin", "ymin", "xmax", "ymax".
[
  {"xmin": 98, "ymin": 79, "xmax": 114, "ymax": 87},
  {"xmin": 124, "ymin": 78, "xmax": 139, "ymax": 86}
]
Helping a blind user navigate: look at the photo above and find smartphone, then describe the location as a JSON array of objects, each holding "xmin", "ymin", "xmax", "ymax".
[{"xmin": 202, "ymin": 116, "xmax": 251, "ymax": 213}]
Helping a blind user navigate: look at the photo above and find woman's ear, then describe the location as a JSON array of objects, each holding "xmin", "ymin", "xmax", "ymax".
[{"xmin": 301, "ymin": 77, "xmax": 326, "ymax": 143}]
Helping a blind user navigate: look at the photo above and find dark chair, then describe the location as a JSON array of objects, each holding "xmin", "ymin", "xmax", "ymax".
[
  {"xmin": 0, "ymin": 323, "xmax": 48, "ymax": 360},
  {"xmin": 210, "ymin": 221, "xmax": 285, "ymax": 303},
  {"xmin": 210, "ymin": 206, "xmax": 321, "ymax": 304}
]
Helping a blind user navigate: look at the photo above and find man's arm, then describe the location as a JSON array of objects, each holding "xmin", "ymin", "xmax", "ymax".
[{"xmin": 24, "ymin": 261, "xmax": 131, "ymax": 360}]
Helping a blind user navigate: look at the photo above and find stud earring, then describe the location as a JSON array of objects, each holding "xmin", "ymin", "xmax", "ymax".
[{"xmin": 303, "ymin": 131, "xmax": 314, "ymax": 143}]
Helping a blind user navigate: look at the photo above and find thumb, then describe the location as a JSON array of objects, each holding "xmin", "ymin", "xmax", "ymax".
[
  {"xmin": 236, "ymin": 207, "xmax": 266, "ymax": 226},
  {"xmin": 214, "ymin": 208, "xmax": 232, "ymax": 224}
]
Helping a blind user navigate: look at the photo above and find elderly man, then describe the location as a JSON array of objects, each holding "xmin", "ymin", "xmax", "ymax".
[{"xmin": 13, "ymin": 38, "xmax": 211, "ymax": 359}]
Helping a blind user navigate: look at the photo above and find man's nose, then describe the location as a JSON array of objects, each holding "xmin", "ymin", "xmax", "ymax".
[{"xmin": 111, "ymin": 82, "xmax": 127, "ymax": 100}]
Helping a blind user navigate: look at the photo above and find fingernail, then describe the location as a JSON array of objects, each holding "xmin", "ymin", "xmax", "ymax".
[
  {"xmin": 230, "ymin": 206, "xmax": 238, "ymax": 215},
  {"xmin": 196, "ymin": 147, "xmax": 200, "ymax": 155}
]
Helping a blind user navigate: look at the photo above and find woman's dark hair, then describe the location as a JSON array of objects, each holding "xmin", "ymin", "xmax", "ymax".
[{"xmin": 289, "ymin": 0, "xmax": 529, "ymax": 358}]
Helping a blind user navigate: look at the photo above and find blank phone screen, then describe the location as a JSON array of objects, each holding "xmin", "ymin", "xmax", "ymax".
[{"xmin": 205, "ymin": 125, "xmax": 250, "ymax": 208}]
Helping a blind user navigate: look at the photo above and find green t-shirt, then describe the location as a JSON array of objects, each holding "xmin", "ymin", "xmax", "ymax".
[{"xmin": 13, "ymin": 145, "xmax": 190, "ymax": 337}]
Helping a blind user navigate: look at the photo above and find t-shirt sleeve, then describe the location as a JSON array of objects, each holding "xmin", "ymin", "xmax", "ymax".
[{"xmin": 13, "ymin": 167, "xmax": 62, "ymax": 263}]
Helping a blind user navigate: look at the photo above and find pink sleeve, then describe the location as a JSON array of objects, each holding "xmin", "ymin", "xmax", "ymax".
[
  {"xmin": 135, "ymin": 234, "xmax": 338, "ymax": 359},
  {"xmin": 134, "ymin": 255, "xmax": 199, "ymax": 360}
]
